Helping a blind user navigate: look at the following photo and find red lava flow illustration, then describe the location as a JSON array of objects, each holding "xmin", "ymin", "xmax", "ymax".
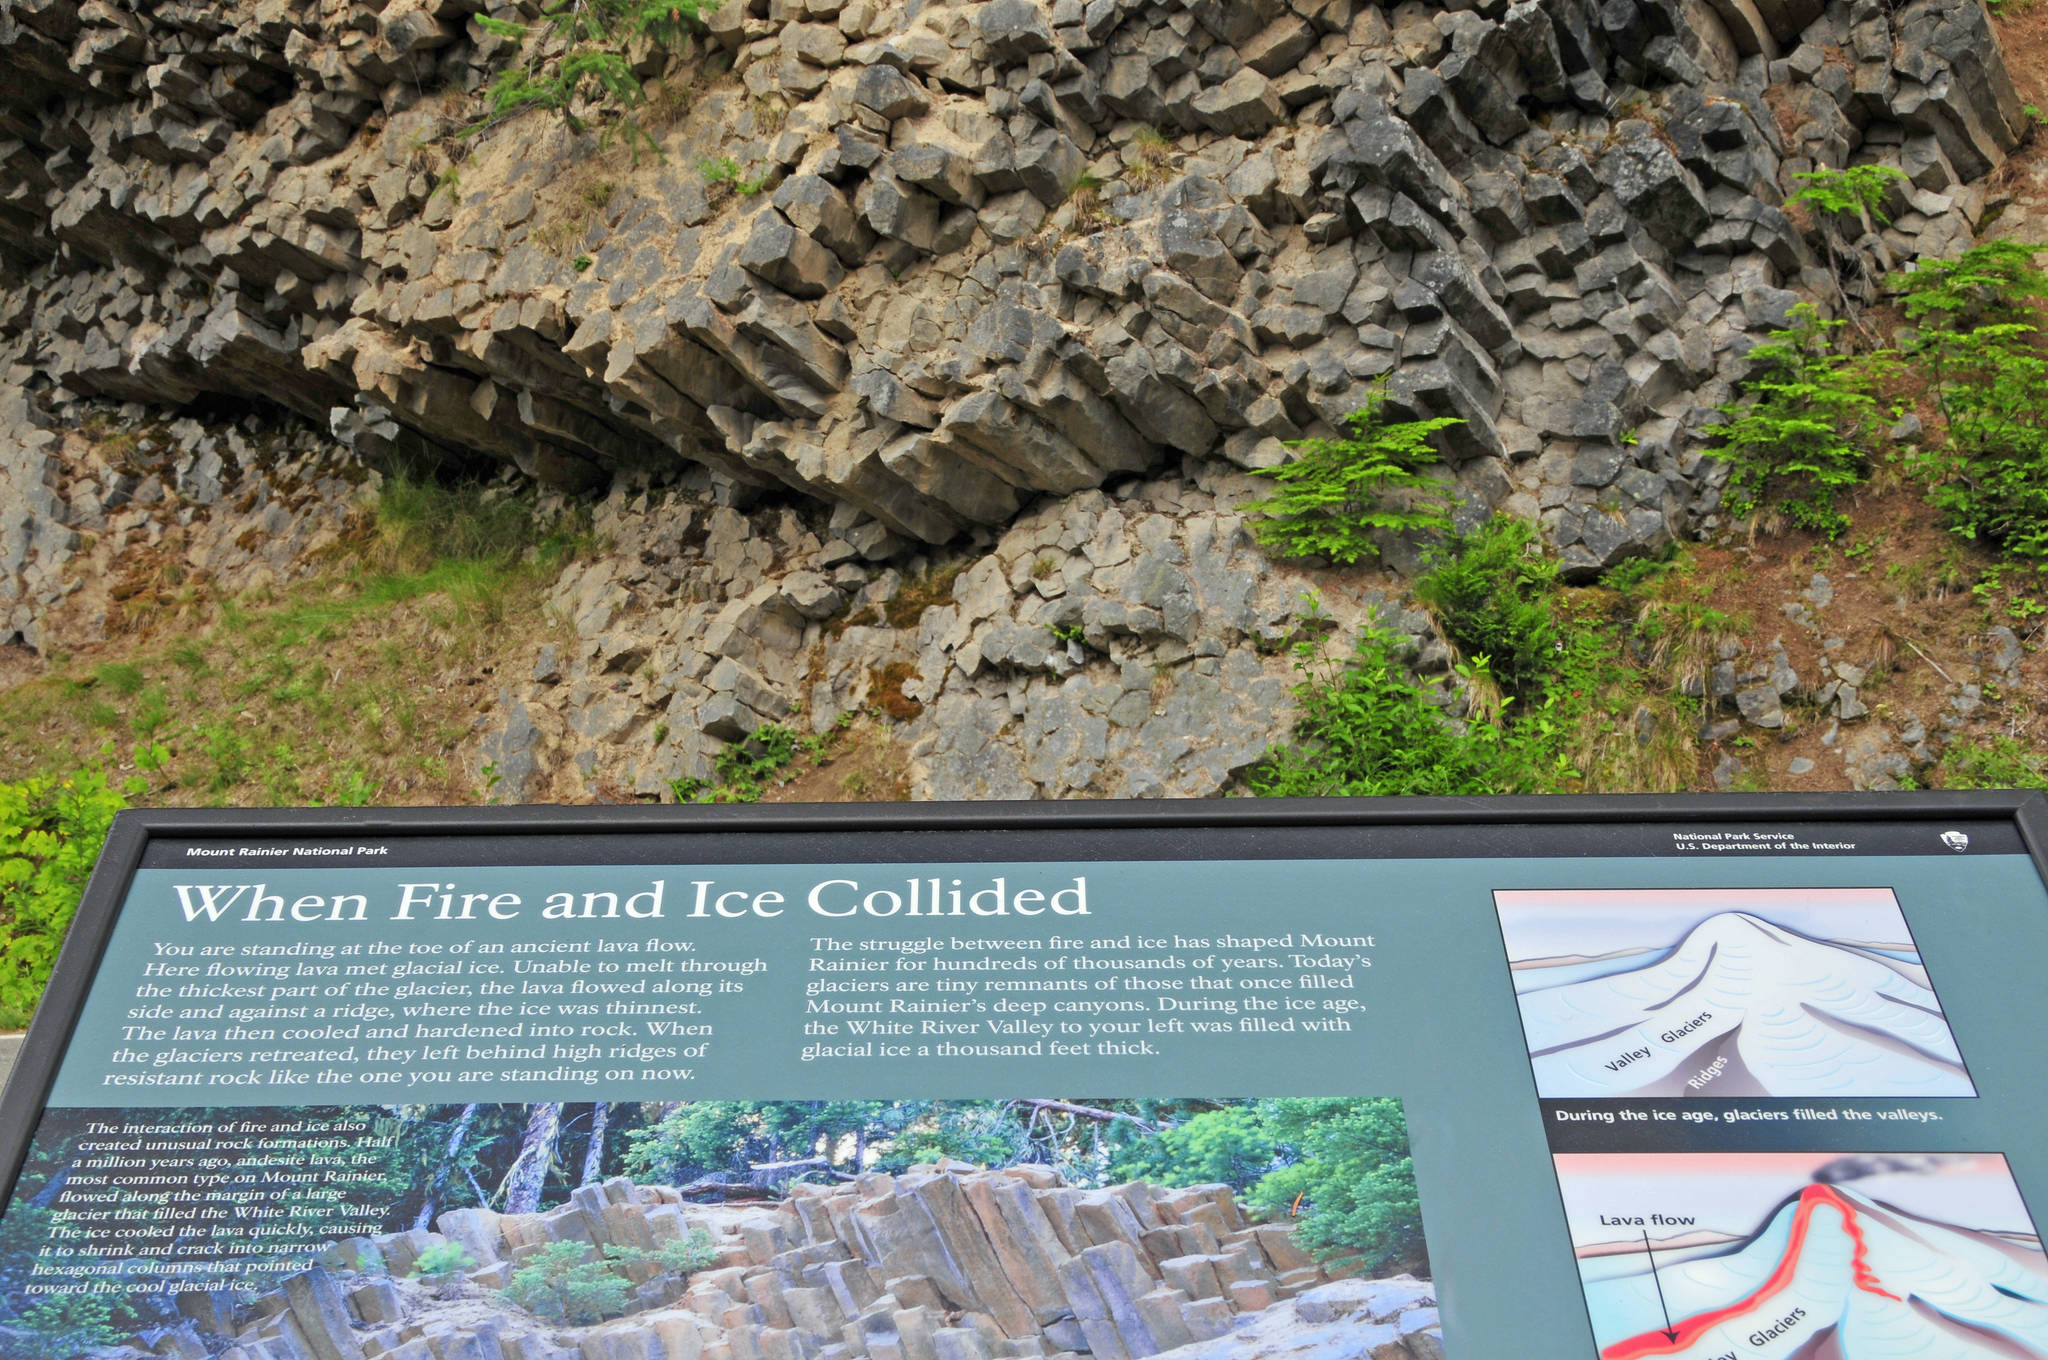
[{"xmin": 1601, "ymin": 1186, "xmax": 1899, "ymax": 1360}]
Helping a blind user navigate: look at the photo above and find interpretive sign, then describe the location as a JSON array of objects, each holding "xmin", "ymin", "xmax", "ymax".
[{"xmin": 4, "ymin": 795, "xmax": 2048, "ymax": 1360}]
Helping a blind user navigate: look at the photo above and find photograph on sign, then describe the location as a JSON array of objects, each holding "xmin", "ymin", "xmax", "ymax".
[
  {"xmin": 1552, "ymin": 1151, "xmax": 2048, "ymax": 1359},
  {"xmin": 3, "ymin": 1096, "xmax": 1431, "ymax": 1359},
  {"xmin": 1495, "ymin": 888, "xmax": 1975, "ymax": 1100}
]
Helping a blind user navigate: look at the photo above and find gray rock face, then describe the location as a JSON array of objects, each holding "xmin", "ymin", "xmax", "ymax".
[
  {"xmin": 1597, "ymin": 131, "xmax": 1712, "ymax": 253},
  {"xmin": 0, "ymin": 0, "xmax": 2021, "ymax": 579},
  {"xmin": 737, "ymin": 210, "xmax": 845, "ymax": 299},
  {"xmin": 0, "ymin": 0, "xmax": 2031, "ymax": 804},
  {"xmin": 853, "ymin": 63, "xmax": 932, "ymax": 120}
]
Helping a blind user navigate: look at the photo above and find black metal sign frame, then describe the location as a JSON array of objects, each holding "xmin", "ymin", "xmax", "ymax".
[{"xmin": 7, "ymin": 789, "xmax": 2046, "ymax": 1212}]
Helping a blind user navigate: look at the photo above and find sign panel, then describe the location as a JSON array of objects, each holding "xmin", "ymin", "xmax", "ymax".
[{"xmin": 4, "ymin": 797, "xmax": 2048, "ymax": 1360}]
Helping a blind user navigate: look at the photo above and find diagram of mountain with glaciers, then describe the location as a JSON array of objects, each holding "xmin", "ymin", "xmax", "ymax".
[
  {"xmin": 1515, "ymin": 912, "xmax": 1974, "ymax": 1098},
  {"xmin": 1583, "ymin": 1184, "xmax": 2048, "ymax": 1359}
]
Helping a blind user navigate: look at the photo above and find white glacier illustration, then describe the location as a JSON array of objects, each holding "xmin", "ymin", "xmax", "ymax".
[
  {"xmin": 1584, "ymin": 1184, "xmax": 2048, "ymax": 1359},
  {"xmin": 1516, "ymin": 912, "xmax": 1974, "ymax": 1098}
]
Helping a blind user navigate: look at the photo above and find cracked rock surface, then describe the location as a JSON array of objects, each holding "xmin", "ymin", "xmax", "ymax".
[{"xmin": 0, "ymin": 0, "xmax": 2029, "ymax": 798}]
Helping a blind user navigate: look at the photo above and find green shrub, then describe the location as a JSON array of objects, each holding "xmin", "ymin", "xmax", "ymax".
[
  {"xmin": 1896, "ymin": 243, "xmax": 2048, "ymax": 558},
  {"xmin": 1711, "ymin": 303, "xmax": 1889, "ymax": 538},
  {"xmin": 1411, "ymin": 516, "xmax": 1558, "ymax": 699},
  {"xmin": 412, "ymin": 1241, "xmax": 478, "ymax": 1287},
  {"xmin": 473, "ymin": 0, "xmax": 719, "ymax": 159},
  {"xmin": 1935, "ymin": 736, "xmax": 2048, "ymax": 789},
  {"xmin": 0, "ymin": 770, "xmax": 134, "ymax": 1028},
  {"xmin": 1245, "ymin": 1099, "xmax": 1426, "ymax": 1277},
  {"xmin": 1787, "ymin": 164, "xmax": 1908, "ymax": 224},
  {"xmin": 1244, "ymin": 390, "xmax": 1460, "ymax": 564},
  {"xmin": 9, "ymin": 1295, "xmax": 121, "ymax": 1360},
  {"xmin": 613, "ymin": 1229, "xmax": 718, "ymax": 1278},
  {"xmin": 1250, "ymin": 520, "xmax": 1631, "ymax": 797},
  {"xmin": 670, "ymin": 720, "xmax": 839, "ymax": 804},
  {"xmin": 1789, "ymin": 165, "xmax": 1911, "ymax": 305},
  {"xmin": 501, "ymin": 1230, "xmax": 716, "ymax": 1324},
  {"xmin": 698, "ymin": 155, "xmax": 772, "ymax": 197},
  {"xmin": 502, "ymin": 1242, "xmax": 632, "ymax": 1324},
  {"xmin": 1248, "ymin": 623, "xmax": 1513, "ymax": 797},
  {"xmin": 1896, "ymin": 239, "xmax": 2048, "ymax": 330},
  {"xmin": 1107, "ymin": 1099, "xmax": 1424, "ymax": 1276},
  {"xmin": 1111, "ymin": 1105, "xmax": 1278, "ymax": 1189}
]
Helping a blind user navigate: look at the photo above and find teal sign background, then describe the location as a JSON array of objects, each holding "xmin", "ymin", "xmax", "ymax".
[{"xmin": 33, "ymin": 850, "xmax": 2048, "ymax": 1360}]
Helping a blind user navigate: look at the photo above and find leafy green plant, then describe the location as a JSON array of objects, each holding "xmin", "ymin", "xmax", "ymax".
[
  {"xmin": 196, "ymin": 719, "xmax": 252, "ymax": 794},
  {"xmin": 0, "ymin": 769, "xmax": 136, "ymax": 1027},
  {"xmin": 130, "ymin": 685, "xmax": 169, "ymax": 743},
  {"xmin": 502, "ymin": 1241, "xmax": 631, "ymax": 1324},
  {"xmin": 472, "ymin": 0, "xmax": 718, "ymax": 160},
  {"xmin": 698, "ymin": 154, "xmax": 772, "ymax": 197},
  {"xmin": 708, "ymin": 723, "xmax": 802, "ymax": 801},
  {"xmin": 1411, "ymin": 516, "xmax": 1559, "ymax": 699},
  {"xmin": 1937, "ymin": 736, "xmax": 2048, "ymax": 788},
  {"xmin": 412, "ymin": 1241, "xmax": 478, "ymax": 1291},
  {"xmin": 1246, "ymin": 1099, "xmax": 1426, "ymax": 1277},
  {"xmin": 1711, "ymin": 303, "xmax": 1890, "ymax": 538},
  {"xmin": 1248, "ymin": 623, "xmax": 1521, "ymax": 797},
  {"xmin": 1896, "ymin": 243, "xmax": 2048, "ymax": 558},
  {"xmin": 1249, "ymin": 518, "xmax": 1678, "ymax": 798},
  {"xmin": 610, "ymin": 1229, "xmax": 717, "ymax": 1278},
  {"xmin": 323, "ymin": 768, "xmax": 381, "ymax": 807},
  {"xmin": 1788, "ymin": 164, "xmax": 1909, "ymax": 225},
  {"xmin": 1112, "ymin": 1099, "xmax": 1427, "ymax": 1275},
  {"xmin": 10, "ymin": 1294, "xmax": 121, "ymax": 1359},
  {"xmin": 1244, "ymin": 389, "xmax": 1460, "ymax": 564},
  {"xmin": 1789, "ymin": 164, "xmax": 1910, "ymax": 314},
  {"xmin": 501, "ymin": 1230, "xmax": 715, "ymax": 1325}
]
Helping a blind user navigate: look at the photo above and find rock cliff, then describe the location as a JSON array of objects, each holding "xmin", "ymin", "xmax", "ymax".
[
  {"xmin": 0, "ymin": 0, "xmax": 2030, "ymax": 797},
  {"xmin": 141, "ymin": 1165, "xmax": 1441, "ymax": 1360}
]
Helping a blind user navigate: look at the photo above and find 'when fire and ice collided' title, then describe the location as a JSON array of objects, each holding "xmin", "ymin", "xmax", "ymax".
[{"xmin": 170, "ymin": 875, "xmax": 1091, "ymax": 923}]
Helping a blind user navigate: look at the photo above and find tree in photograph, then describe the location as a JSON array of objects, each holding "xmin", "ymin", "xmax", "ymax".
[
  {"xmin": 412, "ymin": 1242, "xmax": 479, "ymax": 1298},
  {"xmin": 413, "ymin": 1103, "xmax": 481, "ymax": 1231},
  {"xmin": 501, "ymin": 1232, "xmax": 718, "ymax": 1325},
  {"xmin": 502, "ymin": 1241, "xmax": 632, "ymax": 1324},
  {"xmin": 1786, "ymin": 163, "xmax": 1909, "ymax": 318},
  {"xmin": 582, "ymin": 1102, "xmax": 611, "ymax": 1185},
  {"xmin": 1110, "ymin": 1104, "xmax": 1276, "ymax": 1188},
  {"xmin": 1247, "ymin": 1099, "xmax": 1426, "ymax": 1277},
  {"xmin": 504, "ymin": 1102, "xmax": 565, "ymax": 1214},
  {"xmin": 12, "ymin": 1295, "xmax": 119, "ymax": 1360}
]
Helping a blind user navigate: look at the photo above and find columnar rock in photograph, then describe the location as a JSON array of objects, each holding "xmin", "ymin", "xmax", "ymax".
[{"xmin": 199, "ymin": 1165, "xmax": 1443, "ymax": 1360}]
